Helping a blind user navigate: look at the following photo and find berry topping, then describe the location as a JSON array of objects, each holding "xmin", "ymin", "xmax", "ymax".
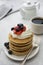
[
  {"xmin": 11, "ymin": 27, "xmax": 14, "ymax": 31},
  {"xmin": 14, "ymin": 26, "xmax": 19, "ymax": 31},
  {"xmin": 11, "ymin": 23, "xmax": 26, "ymax": 35},
  {"xmin": 8, "ymin": 50, "xmax": 12, "ymax": 55},
  {"xmin": 16, "ymin": 28, "xmax": 20, "ymax": 32},
  {"xmin": 15, "ymin": 26, "xmax": 20, "ymax": 32},
  {"xmin": 16, "ymin": 30, "xmax": 22, "ymax": 35}
]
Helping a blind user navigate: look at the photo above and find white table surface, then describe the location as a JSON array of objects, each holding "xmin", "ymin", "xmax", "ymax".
[{"xmin": 0, "ymin": 0, "xmax": 43, "ymax": 65}]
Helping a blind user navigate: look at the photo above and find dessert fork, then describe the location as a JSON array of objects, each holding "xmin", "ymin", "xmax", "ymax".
[{"xmin": 20, "ymin": 43, "xmax": 38, "ymax": 65}]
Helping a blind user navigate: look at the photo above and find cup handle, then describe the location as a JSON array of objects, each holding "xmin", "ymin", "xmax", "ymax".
[{"xmin": 34, "ymin": 2, "xmax": 40, "ymax": 10}]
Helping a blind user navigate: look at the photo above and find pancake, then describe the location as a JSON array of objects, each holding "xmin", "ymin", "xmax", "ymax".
[
  {"xmin": 9, "ymin": 40, "xmax": 32, "ymax": 47},
  {"xmin": 8, "ymin": 23, "xmax": 33, "ymax": 56},
  {"xmin": 9, "ymin": 33, "xmax": 33, "ymax": 44},
  {"xmin": 10, "ymin": 45, "xmax": 32, "ymax": 56},
  {"xmin": 9, "ymin": 42, "xmax": 32, "ymax": 52}
]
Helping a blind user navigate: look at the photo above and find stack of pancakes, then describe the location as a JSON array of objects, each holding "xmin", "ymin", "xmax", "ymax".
[{"xmin": 9, "ymin": 34, "xmax": 33, "ymax": 56}]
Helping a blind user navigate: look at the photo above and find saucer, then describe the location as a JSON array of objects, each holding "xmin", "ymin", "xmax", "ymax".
[{"xmin": 3, "ymin": 42, "xmax": 39, "ymax": 61}]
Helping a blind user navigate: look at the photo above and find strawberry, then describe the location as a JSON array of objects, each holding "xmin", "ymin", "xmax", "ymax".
[{"xmin": 16, "ymin": 30, "xmax": 22, "ymax": 35}]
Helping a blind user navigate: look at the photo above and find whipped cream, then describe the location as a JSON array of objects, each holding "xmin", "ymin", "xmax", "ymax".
[{"xmin": 10, "ymin": 26, "xmax": 33, "ymax": 39}]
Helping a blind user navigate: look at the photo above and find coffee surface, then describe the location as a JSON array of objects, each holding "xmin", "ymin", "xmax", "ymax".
[{"xmin": 32, "ymin": 18, "xmax": 43, "ymax": 24}]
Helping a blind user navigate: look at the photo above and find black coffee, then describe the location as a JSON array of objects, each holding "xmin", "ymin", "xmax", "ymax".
[{"xmin": 32, "ymin": 18, "xmax": 43, "ymax": 24}]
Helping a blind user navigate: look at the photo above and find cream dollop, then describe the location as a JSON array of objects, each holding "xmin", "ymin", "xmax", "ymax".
[{"xmin": 10, "ymin": 26, "xmax": 32, "ymax": 39}]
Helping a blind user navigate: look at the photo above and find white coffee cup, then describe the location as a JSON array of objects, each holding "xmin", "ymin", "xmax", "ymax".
[
  {"xmin": 31, "ymin": 17, "xmax": 43, "ymax": 34},
  {"xmin": 20, "ymin": 1, "xmax": 40, "ymax": 20}
]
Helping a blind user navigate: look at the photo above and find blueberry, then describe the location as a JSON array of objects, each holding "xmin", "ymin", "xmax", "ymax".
[
  {"xmin": 4, "ymin": 42, "xmax": 9, "ymax": 49},
  {"xmin": 17, "ymin": 24, "xmax": 24, "ymax": 30},
  {"xmin": 11, "ymin": 27, "xmax": 14, "ymax": 31},
  {"xmin": 4, "ymin": 42, "xmax": 9, "ymax": 46},
  {"xmin": 4, "ymin": 43, "xmax": 7, "ymax": 47},
  {"xmin": 17, "ymin": 24, "xmax": 23, "ymax": 27},
  {"xmin": 6, "ymin": 45, "xmax": 9, "ymax": 49},
  {"xmin": 21, "ymin": 26, "xmax": 23, "ymax": 29},
  {"xmin": 8, "ymin": 50, "xmax": 12, "ymax": 55},
  {"xmin": 7, "ymin": 42, "xmax": 9, "ymax": 45}
]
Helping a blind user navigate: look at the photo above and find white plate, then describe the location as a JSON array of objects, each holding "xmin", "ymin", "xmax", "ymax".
[{"xmin": 3, "ymin": 43, "xmax": 39, "ymax": 61}]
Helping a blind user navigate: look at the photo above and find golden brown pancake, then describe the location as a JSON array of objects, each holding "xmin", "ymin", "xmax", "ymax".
[
  {"xmin": 9, "ymin": 42, "xmax": 32, "ymax": 52},
  {"xmin": 9, "ymin": 33, "xmax": 33, "ymax": 44},
  {"xmin": 10, "ymin": 46, "xmax": 32, "ymax": 56},
  {"xmin": 9, "ymin": 39, "xmax": 32, "ymax": 46}
]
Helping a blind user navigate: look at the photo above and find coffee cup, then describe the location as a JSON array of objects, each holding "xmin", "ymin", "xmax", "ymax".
[{"xmin": 31, "ymin": 17, "xmax": 43, "ymax": 34}]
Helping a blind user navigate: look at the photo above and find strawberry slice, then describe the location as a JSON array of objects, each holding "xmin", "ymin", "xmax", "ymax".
[
  {"xmin": 16, "ymin": 30, "xmax": 22, "ymax": 35},
  {"xmin": 13, "ymin": 30, "xmax": 22, "ymax": 35}
]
